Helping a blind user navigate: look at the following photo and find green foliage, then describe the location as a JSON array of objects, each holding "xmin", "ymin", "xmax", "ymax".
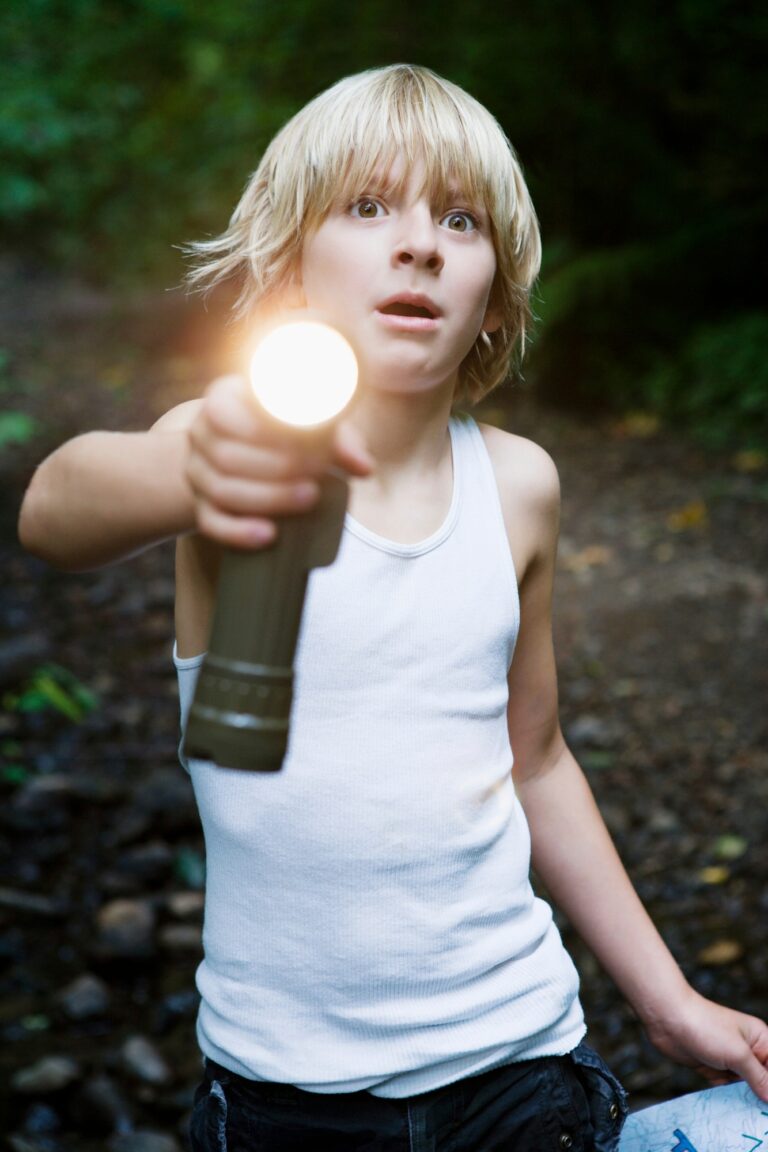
[
  {"xmin": 3, "ymin": 663, "xmax": 99, "ymax": 722},
  {"xmin": 529, "ymin": 199, "xmax": 768, "ymax": 446},
  {"xmin": 1, "ymin": 0, "xmax": 282, "ymax": 277},
  {"xmin": 1, "ymin": 763, "xmax": 29, "ymax": 785},
  {"xmin": 0, "ymin": 411, "xmax": 38, "ymax": 448},
  {"xmin": 0, "ymin": 738, "xmax": 29, "ymax": 787},
  {"xmin": 713, "ymin": 834, "xmax": 749, "ymax": 861},
  {"xmin": 175, "ymin": 846, "xmax": 206, "ymax": 889},
  {"xmin": 640, "ymin": 315, "xmax": 768, "ymax": 449},
  {"xmin": 1, "ymin": 0, "xmax": 766, "ymax": 442}
]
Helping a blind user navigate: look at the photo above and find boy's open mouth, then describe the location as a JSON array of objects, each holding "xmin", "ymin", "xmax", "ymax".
[
  {"xmin": 377, "ymin": 294, "xmax": 440, "ymax": 320},
  {"xmin": 380, "ymin": 302, "xmax": 436, "ymax": 319}
]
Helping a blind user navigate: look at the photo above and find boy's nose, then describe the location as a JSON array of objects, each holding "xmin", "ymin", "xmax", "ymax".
[{"xmin": 392, "ymin": 208, "xmax": 444, "ymax": 272}]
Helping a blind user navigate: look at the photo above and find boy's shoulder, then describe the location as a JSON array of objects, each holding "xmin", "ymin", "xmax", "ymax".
[
  {"xmin": 478, "ymin": 421, "xmax": 560, "ymax": 510},
  {"xmin": 477, "ymin": 422, "xmax": 560, "ymax": 579}
]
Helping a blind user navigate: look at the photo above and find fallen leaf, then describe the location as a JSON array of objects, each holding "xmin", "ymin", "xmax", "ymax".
[
  {"xmin": 613, "ymin": 411, "xmax": 661, "ymax": 439},
  {"xmin": 732, "ymin": 449, "xmax": 767, "ymax": 473},
  {"xmin": 713, "ymin": 834, "xmax": 748, "ymax": 861},
  {"xmin": 698, "ymin": 865, "xmax": 730, "ymax": 885},
  {"xmin": 697, "ymin": 939, "xmax": 744, "ymax": 966},
  {"xmin": 666, "ymin": 500, "xmax": 708, "ymax": 532},
  {"xmin": 561, "ymin": 545, "xmax": 613, "ymax": 573}
]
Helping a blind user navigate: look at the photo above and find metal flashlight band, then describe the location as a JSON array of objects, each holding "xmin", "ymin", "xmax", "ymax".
[{"xmin": 182, "ymin": 318, "xmax": 358, "ymax": 772}]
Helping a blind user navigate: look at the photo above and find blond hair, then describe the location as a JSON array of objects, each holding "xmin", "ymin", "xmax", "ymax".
[{"xmin": 186, "ymin": 64, "xmax": 541, "ymax": 404}]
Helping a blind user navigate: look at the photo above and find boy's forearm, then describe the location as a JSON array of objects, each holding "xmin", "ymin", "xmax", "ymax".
[
  {"xmin": 18, "ymin": 430, "xmax": 195, "ymax": 571},
  {"xmin": 516, "ymin": 745, "xmax": 693, "ymax": 1030}
]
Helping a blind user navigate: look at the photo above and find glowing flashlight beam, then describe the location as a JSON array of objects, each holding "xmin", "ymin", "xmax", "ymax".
[{"xmin": 249, "ymin": 321, "xmax": 358, "ymax": 428}]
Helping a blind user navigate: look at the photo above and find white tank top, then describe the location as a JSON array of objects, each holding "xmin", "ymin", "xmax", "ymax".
[{"xmin": 175, "ymin": 415, "xmax": 585, "ymax": 1098}]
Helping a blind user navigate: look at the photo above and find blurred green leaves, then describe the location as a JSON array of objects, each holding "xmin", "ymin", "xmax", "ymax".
[
  {"xmin": 0, "ymin": 412, "xmax": 38, "ymax": 448},
  {"xmin": 174, "ymin": 846, "xmax": 206, "ymax": 889},
  {"xmin": 641, "ymin": 315, "xmax": 768, "ymax": 450},
  {"xmin": 1, "ymin": 0, "xmax": 766, "ymax": 444},
  {"xmin": 1, "ymin": 0, "xmax": 278, "ymax": 275},
  {"xmin": 4, "ymin": 663, "xmax": 99, "ymax": 723}
]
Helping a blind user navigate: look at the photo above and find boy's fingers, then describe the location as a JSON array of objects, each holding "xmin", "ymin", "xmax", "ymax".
[
  {"xmin": 195, "ymin": 504, "xmax": 277, "ymax": 550},
  {"xmin": 201, "ymin": 376, "xmax": 359, "ymax": 472},
  {"xmin": 198, "ymin": 375, "xmax": 265, "ymax": 441},
  {"xmin": 736, "ymin": 1051, "xmax": 768, "ymax": 1102},
  {"xmin": 706, "ymin": 1015, "xmax": 768, "ymax": 1102},
  {"xmin": 196, "ymin": 378, "xmax": 373, "ymax": 485},
  {"xmin": 188, "ymin": 458, "xmax": 320, "ymax": 518},
  {"xmin": 204, "ymin": 373, "xmax": 252, "ymax": 416},
  {"xmin": 740, "ymin": 1021, "xmax": 768, "ymax": 1101},
  {"xmin": 191, "ymin": 437, "xmax": 315, "ymax": 483}
]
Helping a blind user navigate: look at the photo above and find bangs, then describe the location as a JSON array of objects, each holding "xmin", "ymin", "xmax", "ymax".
[
  {"xmin": 330, "ymin": 123, "xmax": 492, "ymax": 216},
  {"xmin": 276, "ymin": 66, "xmax": 517, "ymax": 233}
]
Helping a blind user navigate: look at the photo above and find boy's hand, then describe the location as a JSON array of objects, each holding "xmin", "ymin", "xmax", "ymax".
[
  {"xmin": 644, "ymin": 986, "xmax": 768, "ymax": 1101},
  {"xmin": 186, "ymin": 374, "xmax": 372, "ymax": 549}
]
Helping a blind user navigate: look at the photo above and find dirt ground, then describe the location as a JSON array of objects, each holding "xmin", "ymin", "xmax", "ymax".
[{"xmin": 1, "ymin": 262, "xmax": 766, "ymax": 1148}]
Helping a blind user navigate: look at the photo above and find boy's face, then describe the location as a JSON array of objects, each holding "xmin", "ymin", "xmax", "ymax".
[{"xmin": 298, "ymin": 155, "xmax": 500, "ymax": 396}]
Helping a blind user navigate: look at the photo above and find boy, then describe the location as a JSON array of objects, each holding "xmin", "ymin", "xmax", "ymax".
[{"xmin": 19, "ymin": 65, "xmax": 768, "ymax": 1151}]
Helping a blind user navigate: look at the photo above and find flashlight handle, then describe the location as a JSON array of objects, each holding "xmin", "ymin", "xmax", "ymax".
[{"xmin": 183, "ymin": 471, "xmax": 348, "ymax": 771}]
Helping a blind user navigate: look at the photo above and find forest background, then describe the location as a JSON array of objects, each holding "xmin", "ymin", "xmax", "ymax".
[
  {"xmin": 1, "ymin": 3, "xmax": 768, "ymax": 1146},
  {"xmin": 1, "ymin": 0, "xmax": 767, "ymax": 447}
]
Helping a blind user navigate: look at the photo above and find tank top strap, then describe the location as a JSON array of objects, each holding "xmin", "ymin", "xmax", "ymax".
[{"xmin": 449, "ymin": 415, "xmax": 519, "ymax": 610}]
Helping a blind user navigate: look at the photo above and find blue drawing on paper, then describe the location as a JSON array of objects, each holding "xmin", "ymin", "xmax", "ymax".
[{"xmin": 619, "ymin": 1082, "xmax": 767, "ymax": 1152}]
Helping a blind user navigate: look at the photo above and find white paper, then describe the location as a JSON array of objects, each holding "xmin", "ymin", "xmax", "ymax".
[{"xmin": 619, "ymin": 1081, "xmax": 768, "ymax": 1152}]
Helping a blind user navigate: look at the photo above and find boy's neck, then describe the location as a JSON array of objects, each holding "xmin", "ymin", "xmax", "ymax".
[
  {"xmin": 344, "ymin": 385, "xmax": 457, "ymax": 544},
  {"xmin": 346, "ymin": 387, "xmax": 456, "ymax": 544},
  {"xmin": 349, "ymin": 385, "xmax": 454, "ymax": 485}
]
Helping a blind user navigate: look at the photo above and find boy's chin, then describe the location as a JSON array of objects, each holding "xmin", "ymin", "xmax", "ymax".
[{"xmin": 359, "ymin": 366, "xmax": 459, "ymax": 400}]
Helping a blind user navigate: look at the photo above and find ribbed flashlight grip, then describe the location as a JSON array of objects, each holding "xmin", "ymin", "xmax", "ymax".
[{"xmin": 183, "ymin": 471, "xmax": 348, "ymax": 771}]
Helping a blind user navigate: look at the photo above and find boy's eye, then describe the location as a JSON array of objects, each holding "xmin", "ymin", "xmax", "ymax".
[
  {"xmin": 351, "ymin": 198, "xmax": 385, "ymax": 219},
  {"xmin": 441, "ymin": 211, "xmax": 477, "ymax": 233}
]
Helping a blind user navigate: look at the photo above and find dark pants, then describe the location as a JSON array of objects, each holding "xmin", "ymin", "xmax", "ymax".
[{"xmin": 189, "ymin": 1042, "xmax": 628, "ymax": 1152}]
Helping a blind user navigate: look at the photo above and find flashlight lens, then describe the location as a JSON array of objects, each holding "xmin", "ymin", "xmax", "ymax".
[{"xmin": 250, "ymin": 321, "xmax": 358, "ymax": 427}]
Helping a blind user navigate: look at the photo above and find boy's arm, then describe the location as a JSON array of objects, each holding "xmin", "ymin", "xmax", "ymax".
[
  {"xmin": 18, "ymin": 375, "xmax": 372, "ymax": 572},
  {"xmin": 18, "ymin": 408, "xmax": 198, "ymax": 571},
  {"xmin": 503, "ymin": 444, "xmax": 768, "ymax": 1101}
]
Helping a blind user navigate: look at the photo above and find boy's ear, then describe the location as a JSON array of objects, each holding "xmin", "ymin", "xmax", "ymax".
[
  {"xmin": 277, "ymin": 263, "xmax": 308, "ymax": 313},
  {"xmin": 481, "ymin": 278, "xmax": 503, "ymax": 334},
  {"xmin": 281, "ymin": 270, "xmax": 307, "ymax": 310},
  {"xmin": 482, "ymin": 299, "xmax": 502, "ymax": 335}
]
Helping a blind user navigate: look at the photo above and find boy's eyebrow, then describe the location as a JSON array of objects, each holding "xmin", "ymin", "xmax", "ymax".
[
  {"xmin": 338, "ymin": 168, "xmax": 487, "ymax": 212},
  {"xmin": 443, "ymin": 187, "xmax": 488, "ymax": 221},
  {"xmin": 441, "ymin": 181, "xmax": 485, "ymax": 208},
  {"xmin": 342, "ymin": 171, "xmax": 395, "ymax": 199}
]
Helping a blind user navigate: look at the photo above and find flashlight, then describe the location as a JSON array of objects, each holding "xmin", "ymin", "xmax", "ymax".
[{"xmin": 182, "ymin": 319, "xmax": 358, "ymax": 771}]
